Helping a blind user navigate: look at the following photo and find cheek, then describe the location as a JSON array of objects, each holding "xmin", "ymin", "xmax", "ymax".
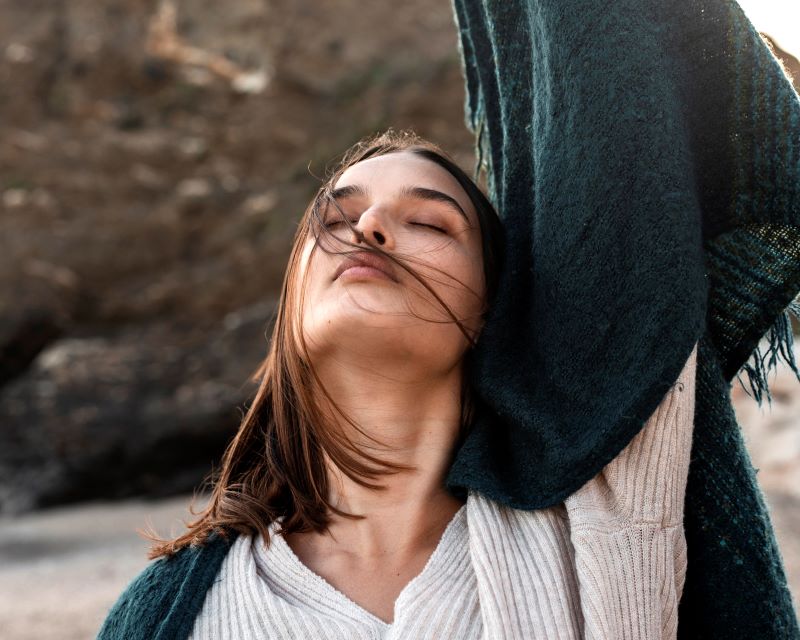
[
  {"xmin": 297, "ymin": 239, "xmax": 325, "ymax": 292},
  {"xmin": 452, "ymin": 256, "xmax": 486, "ymax": 325},
  {"xmin": 292, "ymin": 243, "xmax": 325, "ymax": 334},
  {"xmin": 415, "ymin": 254, "xmax": 484, "ymax": 318}
]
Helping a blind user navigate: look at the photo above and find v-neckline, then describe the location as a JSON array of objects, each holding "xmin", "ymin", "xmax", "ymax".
[{"xmin": 255, "ymin": 502, "xmax": 468, "ymax": 628}]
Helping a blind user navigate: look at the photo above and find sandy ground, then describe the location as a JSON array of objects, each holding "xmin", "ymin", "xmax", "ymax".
[
  {"xmin": 0, "ymin": 494, "xmax": 204, "ymax": 640},
  {"xmin": 1, "ymin": 362, "xmax": 799, "ymax": 639}
]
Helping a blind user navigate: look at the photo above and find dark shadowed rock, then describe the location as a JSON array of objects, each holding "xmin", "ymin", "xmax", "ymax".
[
  {"xmin": 0, "ymin": 311, "xmax": 65, "ymax": 389},
  {"xmin": 0, "ymin": 301, "xmax": 276, "ymax": 514},
  {"xmin": 0, "ymin": 261, "xmax": 83, "ymax": 388}
]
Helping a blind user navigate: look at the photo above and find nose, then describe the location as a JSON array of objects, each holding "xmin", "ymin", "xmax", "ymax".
[{"xmin": 351, "ymin": 206, "xmax": 393, "ymax": 249}]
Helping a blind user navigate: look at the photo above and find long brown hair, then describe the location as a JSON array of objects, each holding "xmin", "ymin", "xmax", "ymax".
[{"xmin": 144, "ymin": 128, "xmax": 505, "ymax": 558}]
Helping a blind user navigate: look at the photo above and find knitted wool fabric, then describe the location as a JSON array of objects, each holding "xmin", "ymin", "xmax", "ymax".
[
  {"xmin": 446, "ymin": 0, "xmax": 800, "ymax": 637},
  {"xmin": 96, "ymin": 531, "xmax": 234, "ymax": 640}
]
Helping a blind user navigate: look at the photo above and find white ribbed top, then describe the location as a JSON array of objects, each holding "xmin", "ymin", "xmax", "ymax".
[{"xmin": 189, "ymin": 342, "xmax": 697, "ymax": 639}]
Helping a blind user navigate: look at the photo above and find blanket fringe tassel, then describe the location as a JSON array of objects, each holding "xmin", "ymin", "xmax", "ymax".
[{"xmin": 736, "ymin": 295, "xmax": 800, "ymax": 407}]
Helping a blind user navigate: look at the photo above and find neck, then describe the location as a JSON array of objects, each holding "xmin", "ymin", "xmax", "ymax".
[{"xmin": 306, "ymin": 352, "xmax": 467, "ymax": 558}]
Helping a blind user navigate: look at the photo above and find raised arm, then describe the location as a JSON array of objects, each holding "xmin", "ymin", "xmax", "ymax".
[{"xmin": 563, "ymin": 341, "xmax": 698, "ymax": 639}]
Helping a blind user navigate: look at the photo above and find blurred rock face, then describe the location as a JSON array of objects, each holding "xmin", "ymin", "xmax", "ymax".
[
  {"xmin": 0, "ymin": 0, "xmax": 475, "ymax": 328},
  {"xmin": 0, "ymin": 0, "xmax": 476, "ymax": 513},
  {"xmin": 0, "ymin": 303, "xmax": 274, "ymax": 513}
]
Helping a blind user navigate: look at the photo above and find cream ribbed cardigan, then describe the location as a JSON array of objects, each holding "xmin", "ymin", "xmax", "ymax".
[{"xmin": 189, "ymin": 342, "xmax": 697, "ymax": 639}]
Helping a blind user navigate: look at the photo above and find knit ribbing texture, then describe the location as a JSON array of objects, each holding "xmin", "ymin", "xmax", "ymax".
[{"xmin": 183, "ymin": 344, "xmax": 697, "ymax": 640}]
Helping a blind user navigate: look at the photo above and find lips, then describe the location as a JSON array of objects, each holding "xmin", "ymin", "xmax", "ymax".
[{"xmin": 334, "ymin": 251, "xmax": 399, "ymax": 282}]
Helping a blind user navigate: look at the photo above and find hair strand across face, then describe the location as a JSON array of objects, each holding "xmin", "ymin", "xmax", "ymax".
[{"xmin": 140, "ymin": 127, "xmax": 505, "ymax": 559}]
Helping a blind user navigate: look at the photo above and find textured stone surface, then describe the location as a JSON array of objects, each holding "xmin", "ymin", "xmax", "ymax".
[{"xmin": 0, "ymin": 302, "xmax": 273, "ymax": 513}]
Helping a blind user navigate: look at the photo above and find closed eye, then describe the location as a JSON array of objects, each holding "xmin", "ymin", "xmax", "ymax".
[
  {"xmin": 322, "ymin": 219, "xmax": 356, "ymax": 228},
  {"xmin": 324, "ymin": 219, "xmax": 447, "ymax": 234},
  {"xmin": 410, "ymin": 222, "xmax": 448, "ymax": 234}
]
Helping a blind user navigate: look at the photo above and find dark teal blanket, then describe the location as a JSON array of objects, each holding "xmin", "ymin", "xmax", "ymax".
[{"xmin": 447, "ymin": 0, "xmax": 800, "ymax": 636}]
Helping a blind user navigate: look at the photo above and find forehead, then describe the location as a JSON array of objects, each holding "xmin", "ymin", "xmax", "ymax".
[{"xmin": 334, "ymin": 151, "xmax": 476, "ymax": 222}]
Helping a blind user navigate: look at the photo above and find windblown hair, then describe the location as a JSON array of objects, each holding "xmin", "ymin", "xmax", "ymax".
[{"xmin": 144, "ymin": 128, "xmax": 505, "ymax": 559}]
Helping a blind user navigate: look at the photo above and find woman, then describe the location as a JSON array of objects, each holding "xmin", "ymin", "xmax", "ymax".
[{"xmin": 98, "ymin": 129, "xmax": 697, "ymax": 639}]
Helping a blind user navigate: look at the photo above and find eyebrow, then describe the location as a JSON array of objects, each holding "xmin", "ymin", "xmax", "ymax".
[
  {"xmin": 329, "ymin": 184, "xmax": 369, "ymax": 201},
  {"xmin": 328, "ymin": 183, "xmax": 471, "ymax": 225}
]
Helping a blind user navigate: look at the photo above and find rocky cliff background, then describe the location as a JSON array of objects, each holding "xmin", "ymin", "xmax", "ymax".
[
  {"xmin": 0, "ymin": 1, "xmax": 798, "ymax": 638},
  {"xmin": 0, "ymin": 0, "xmax": 476, "ymax": 513}
]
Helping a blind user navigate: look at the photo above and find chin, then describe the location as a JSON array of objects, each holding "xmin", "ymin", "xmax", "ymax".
[
  {"xmin": 333, "ymin": 290, "xmax": 408, "ymax": 319},
  {"xmin": 303, "ymin": 297, "xmax": 468, "ymax": 354},
  {"xmin": 311, "ymin": 321, "xmax": 465, "ymax": 362}
]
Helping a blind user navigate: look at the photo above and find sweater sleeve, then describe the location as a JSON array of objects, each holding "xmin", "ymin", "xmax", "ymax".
[{"xmin": 562, "ymin": 340, "xmax": 698, "ymax": 639}]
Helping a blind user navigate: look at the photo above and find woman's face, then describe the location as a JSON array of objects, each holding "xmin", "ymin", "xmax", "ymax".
[{"xmin": 295, "ymin": 151, "xmax": 486, "ymax": 372}]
